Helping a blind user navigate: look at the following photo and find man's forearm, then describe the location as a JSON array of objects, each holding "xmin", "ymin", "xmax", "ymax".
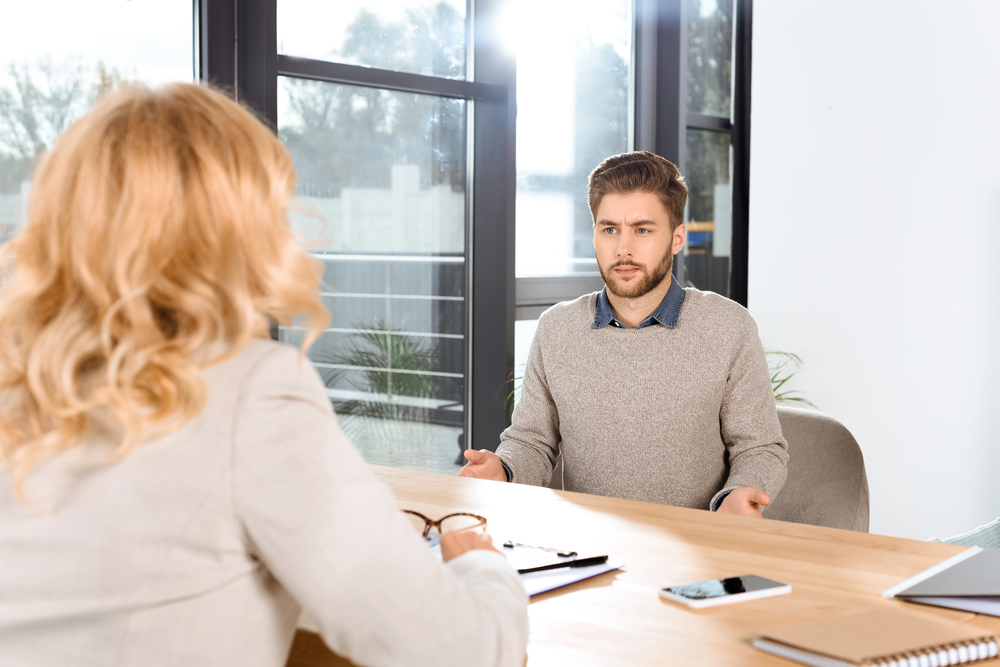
[
  {"xmin": 721, "ymin": 447, "xmax": 788, "ymax": 506},
  {"xmin": 494, "ymin": 439, "xmax": 557, "ymax": 487}
]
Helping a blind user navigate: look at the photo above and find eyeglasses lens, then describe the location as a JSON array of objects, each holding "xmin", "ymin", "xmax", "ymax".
[
  {"xmin": 403, "ymin": 511, "xmax": 485, "ymax": 541},
  {"xmin": 439, "ymin": 514, "xmax": 485, "ymax": 534},
  {"xmin": 405, "ymin": 512, "xmax": 432, "ymax": 537}
]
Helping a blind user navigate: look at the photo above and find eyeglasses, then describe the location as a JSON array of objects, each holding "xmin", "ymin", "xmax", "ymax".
[{"xmin": 403, "ymin": 510, "xmax": 487, "ymax": 541}]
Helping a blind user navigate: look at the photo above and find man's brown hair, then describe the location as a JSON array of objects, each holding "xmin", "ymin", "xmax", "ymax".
[{"xmin": 587, "ymin": 151, "xmax": 688, "ymax": 229}]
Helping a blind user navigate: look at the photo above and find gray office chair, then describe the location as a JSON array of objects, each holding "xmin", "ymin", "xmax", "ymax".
[
  {"xmin": 547, "ymin": 456, "xmax": 563, "ymax": 490},
  {"xmin": 765, "ymin": 404, "xmax": 870, "ymax": 532}
]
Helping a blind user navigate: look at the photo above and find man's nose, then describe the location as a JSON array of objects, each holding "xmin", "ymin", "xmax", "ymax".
[{"xmin": 616, "ymin": 231, "xmax": 633, "ymax": 257}]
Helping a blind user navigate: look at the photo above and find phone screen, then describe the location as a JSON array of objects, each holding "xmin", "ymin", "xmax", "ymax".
[{"xmin": 664, "ymin": 574, "xmax": 785, "ymax": 600}]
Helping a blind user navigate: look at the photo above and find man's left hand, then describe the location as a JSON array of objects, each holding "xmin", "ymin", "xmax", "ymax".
[{"xmin": 716, "ymin": 486, "xmax": 770, "ymax": 518}]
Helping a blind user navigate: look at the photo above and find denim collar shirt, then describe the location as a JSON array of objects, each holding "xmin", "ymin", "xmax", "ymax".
[{"xmin": 592, "ymin": 276, "xmax": 686, "ymax": 330}]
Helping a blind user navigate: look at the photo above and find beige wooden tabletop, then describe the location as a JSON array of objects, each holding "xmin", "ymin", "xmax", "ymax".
[{"xmin": 287, "ymin": 465, "xmax": 998, "ymax": 667}]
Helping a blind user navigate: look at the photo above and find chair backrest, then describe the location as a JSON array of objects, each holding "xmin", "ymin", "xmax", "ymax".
[
  {"xmin": 766, "ymin": 404, "xmax": 870, "ymax": 532},
  {"xmin": 547, "ymin": 455, "xmax": 563, "ymax": 490}
]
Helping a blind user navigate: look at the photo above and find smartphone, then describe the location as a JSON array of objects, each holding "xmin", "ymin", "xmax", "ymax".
[{"xmin": 659, "ymin": 574, "xmax": 791, "ymax": 608}]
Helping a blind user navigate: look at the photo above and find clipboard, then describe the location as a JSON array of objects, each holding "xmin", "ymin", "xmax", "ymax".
[
  {"xmin": 500, "ymin": 542, "xmax": 623, "ymax": 597},
  {"xmin": 519, "ymin": 558, "xmax": 623, "ymax": 596},
  {"xmin": 427, "ymin": 540, "xmax": 623, "ymax": 596}
]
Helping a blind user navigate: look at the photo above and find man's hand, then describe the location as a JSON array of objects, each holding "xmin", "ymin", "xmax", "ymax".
[
  {"xmin": 440, "ymin": 530, "xmax": 503, "ymax": 562},
  {"xmin": 716, "ymin": 486, "xmax": 771, "ymax": 518},
  {"xmin": 456, "ymin": 449, "xmax": 508, "ymax": 482}
]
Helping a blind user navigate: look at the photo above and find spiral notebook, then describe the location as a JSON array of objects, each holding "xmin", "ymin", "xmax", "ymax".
[{"xmin": 752, "ymin": 607, "xmax": 1000, "ymax": 666}]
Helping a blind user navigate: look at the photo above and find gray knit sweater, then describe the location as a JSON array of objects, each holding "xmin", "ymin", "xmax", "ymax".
[{"xmin": 497, "ymin": 288, "xmax": 788, "ymax": 511}]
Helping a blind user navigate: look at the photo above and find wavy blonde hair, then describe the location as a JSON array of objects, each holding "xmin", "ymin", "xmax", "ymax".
[{"xmin": 0, "ymin": 83, "xmax": 329, "ymax": 501}]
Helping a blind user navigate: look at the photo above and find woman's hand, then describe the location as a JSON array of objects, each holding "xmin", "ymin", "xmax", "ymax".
[{"xmin": 440, "ymin": 530, "xmax": 503, "ymax": 562}]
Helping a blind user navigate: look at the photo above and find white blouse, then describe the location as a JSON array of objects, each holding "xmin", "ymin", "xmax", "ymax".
[{"xmin": 0, "ymin": 340, "xmax": 528, "ymax": 667}]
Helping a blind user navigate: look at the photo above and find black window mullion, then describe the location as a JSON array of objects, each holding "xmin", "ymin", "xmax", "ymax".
[
  {"xmin": 729, "ymin": 0, "xmax": 752, "ymax": 307},
  {"xmin": 235, "ymin": 0, "xmax": 277, "ymax": 127},
  {"xmin": 196, "ymin": 0, "xmax": 235, "ymax": 92},
  {"xmin": 277, "ymin": 55, "xmax": 495, "ymax": 101},
  {"xmin": 686, "ymin": 113, "xmax": 732, "ymax": 132},
  {"xmin": 469, "ymin": 0, "xmax": 516, "ymax": 452},
  {"xmin": 666, "ymin": 0, "xmax": 687, "ymax": 173}
]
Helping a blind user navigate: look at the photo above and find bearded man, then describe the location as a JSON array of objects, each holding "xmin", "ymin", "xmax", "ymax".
[{"xmin": 458, "ymin": 151, "xmax": 788, "ymax": 517}]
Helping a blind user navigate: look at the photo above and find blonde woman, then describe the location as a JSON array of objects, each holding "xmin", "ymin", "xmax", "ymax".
[{"xmin": 0, "ymin": 84, "xmax": 528, "ymax": 667}]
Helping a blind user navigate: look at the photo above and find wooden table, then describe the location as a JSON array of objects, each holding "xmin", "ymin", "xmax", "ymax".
[{"xmin": 287, "ymin": 466, "xmax": 1000, "ymax": 666}]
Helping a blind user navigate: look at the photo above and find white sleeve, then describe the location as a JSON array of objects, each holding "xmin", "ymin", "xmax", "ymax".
[{"xmin": 231, "ymin": 345, "xmax": 529, "ymax": 667}]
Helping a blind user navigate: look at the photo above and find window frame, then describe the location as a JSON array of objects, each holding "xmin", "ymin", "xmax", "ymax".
[
  {"xmin": 196, "ymin": 0, "xmax": 516, "ymax": 452},
  {"xmin": 193, "ymin": 0, "xmax": 752, "ymax": 451},
  {"xmin": 517, "ymin": 0, "xmax": 753, "ymax": 312}
]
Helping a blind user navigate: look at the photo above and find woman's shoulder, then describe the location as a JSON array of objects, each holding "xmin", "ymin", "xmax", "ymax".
[
  {"xmin": 211, "ymin": 338, "xmax": 308, "ymax": 376},
  {"xmin": 205, "ymin": 339, "xmax": 329, "ymax": 408}
]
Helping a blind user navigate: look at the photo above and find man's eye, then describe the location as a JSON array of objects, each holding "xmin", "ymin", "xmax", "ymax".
[
  {"xmin": 602, "ymin": 227, "xmax": 616, "ymax": 234},
  {"xmin": 636, "ymin": 228, "xmax": 648, "ymax": 234}
]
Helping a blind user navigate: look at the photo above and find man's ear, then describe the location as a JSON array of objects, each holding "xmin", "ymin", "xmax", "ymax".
[{"xmin": 672, "ymin": 222, "xmax": 687, "ymax": 256}]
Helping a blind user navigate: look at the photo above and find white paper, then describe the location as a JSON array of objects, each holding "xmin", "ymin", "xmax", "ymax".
[{"xmin": 519, "ymin": 561, "xmax": 624, "ymax": 597}]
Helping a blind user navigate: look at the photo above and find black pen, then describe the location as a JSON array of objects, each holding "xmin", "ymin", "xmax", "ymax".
[{"xmin": 517, "ymin": 555, "xmax": 609, "ymax": 574}]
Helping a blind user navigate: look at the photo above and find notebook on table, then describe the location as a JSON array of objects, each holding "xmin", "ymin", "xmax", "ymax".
[
  {"xmin": 752, "ymin": 607, "xmax": 1000, "ymax": 667},
  {"xmin": 883, "ymin": 547, "xmax": 1000, "ymax": 617}
]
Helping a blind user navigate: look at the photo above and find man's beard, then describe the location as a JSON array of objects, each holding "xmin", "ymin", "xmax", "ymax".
[{"xmin": 599, "ymin": 250, "xmax": 673, "ymax": 299}]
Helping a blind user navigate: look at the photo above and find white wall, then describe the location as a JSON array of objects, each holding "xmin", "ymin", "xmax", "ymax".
[{"xmin": 749, "ymin": 1, "xmax": 1000, "ymax": 539}]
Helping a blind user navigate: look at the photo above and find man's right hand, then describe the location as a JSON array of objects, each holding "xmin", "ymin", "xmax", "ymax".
[{"xmin": 457, "ymin": 449, "xmax": 508, "ymax": 482}]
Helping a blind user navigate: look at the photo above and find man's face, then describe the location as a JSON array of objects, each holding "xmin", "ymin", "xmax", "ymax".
[{"xmin": 592, "ymin": 192, "xmax": 686, "ymax": 299}]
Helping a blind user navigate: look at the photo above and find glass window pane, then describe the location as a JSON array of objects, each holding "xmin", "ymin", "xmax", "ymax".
[
  {"xmin": 0, "ymin": 1, "xmax": 193, "ymax": 244},
  {"xmin": 686, "ymin": 0, "xmax": 734, "ymax": 118},
  {"xmin": 510, "ymin": 0, "xmax": 631, "ymax": 277},
  {"xmin": 278, "ymin": 1, "xmax": 468, "ymax": 80},
  {"xmin": 512, "ymin": 319, "xmax": 539, "ymax": 407},
  {"xmin": 683, "ymin": 129, "xmax": 731, "ymax": 296},
  {"xmin": 278, "ymin": 76, "xmax": 468, "ymax": 474}
]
